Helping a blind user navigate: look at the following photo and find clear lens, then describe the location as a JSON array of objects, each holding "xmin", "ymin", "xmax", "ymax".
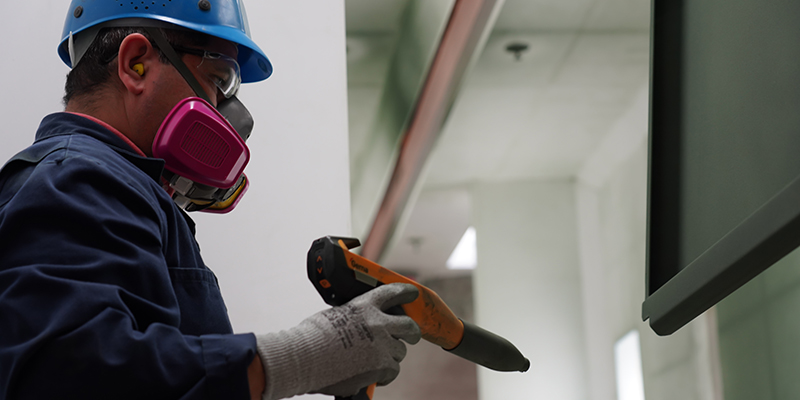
[
  {"xmin": 197, "ymin": 52, "xmax": 241, "ymax": 98},
  {"xmin": 171, "ymin": 44, "xmax": 243, "ymax": 99}
]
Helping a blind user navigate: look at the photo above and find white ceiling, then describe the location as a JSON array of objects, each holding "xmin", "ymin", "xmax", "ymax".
[
  {"xmin": 346, "ymin": 0, "xmax": 652, "ymax": 278},
  {"xmin": 493, "ymin": 0, "xmax": 650, "ymax": 31},
  {"xmin": 425, "ymin": 32, "xmax": 649, "ymax": 186},
  {"xmin": 345, "ymin": 0, "xmax": 411, "ymax": 33}
]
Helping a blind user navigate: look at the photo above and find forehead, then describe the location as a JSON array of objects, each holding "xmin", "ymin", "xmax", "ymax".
[{"xmin": 203, "ymin": 37, "xmax": 239, "ymax": 59}]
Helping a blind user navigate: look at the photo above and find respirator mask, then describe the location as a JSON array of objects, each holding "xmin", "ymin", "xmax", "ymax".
[
  {"xmin": 144, "ymin": 27, "xmax": 255, "ymax": 213},
  {"xmin": 153, "ymin": 96, "xmax": 253, "ymax": 213}
]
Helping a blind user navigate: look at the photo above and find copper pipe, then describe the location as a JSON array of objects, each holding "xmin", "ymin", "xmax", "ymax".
[{"xmin": 361, "ymin": 0, "xmax": 499, "ymax": 261}]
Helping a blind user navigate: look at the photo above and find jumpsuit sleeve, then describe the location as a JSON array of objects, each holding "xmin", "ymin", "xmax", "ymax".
[{"xmin": 0, "ymin": 143, "xmax": 256, "ymax": 399}]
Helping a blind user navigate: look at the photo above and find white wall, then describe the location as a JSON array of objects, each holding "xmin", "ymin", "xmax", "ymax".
[
  {"xmin": 472, "ymin": 180, "xmax": 589, "ymax": 400},
  {"xmin": 193, "ymin": 0, "xmax": 352, "ymax": 334},
  {"xmin": 0, "ymin": 3, "xmax": 69, "ymax": 159},
  {"xmin": 576, "ymin": 128, "xmax": 723, "ymax": 400},
  {"xmin": 0, "ymin": 2, "xmax": 350, "ymax": 400},
  {"xmin": 196, "ymin": 6, "xmax": 351, "ymax": 400},
  {"xmin": 715, "ymin": 243, "xmax": 800, "ymax": 399}
]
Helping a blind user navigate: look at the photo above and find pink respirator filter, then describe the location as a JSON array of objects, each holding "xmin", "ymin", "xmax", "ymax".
[{"xmin": 152, "ymin": 97, "xmax": 250, "ymax": 189}]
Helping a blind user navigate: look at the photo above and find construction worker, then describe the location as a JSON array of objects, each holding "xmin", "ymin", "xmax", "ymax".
[{"xmin": 0, "ymin": 1, "xmax": 420, "ymax": 399}]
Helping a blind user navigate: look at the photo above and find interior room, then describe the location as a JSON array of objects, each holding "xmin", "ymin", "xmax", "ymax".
[{"xmin": 2, "ymin": 1, "xmax": 799, "ymax": 399}]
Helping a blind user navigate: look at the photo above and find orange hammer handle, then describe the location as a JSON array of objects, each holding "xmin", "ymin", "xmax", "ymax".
[{"xmin": 337, "ymin": 240, "xmax": 465, "ymax": 350}]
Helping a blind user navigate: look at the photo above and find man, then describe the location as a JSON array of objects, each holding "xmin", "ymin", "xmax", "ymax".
[{"xmin": 0, "ymin": 1, "xmax": 420, "ymax": 399}]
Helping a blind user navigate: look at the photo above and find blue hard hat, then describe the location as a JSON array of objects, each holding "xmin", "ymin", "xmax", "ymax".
[{"xmin": 58, "ymin": 0, "xmax": 272, "ymax": 83}]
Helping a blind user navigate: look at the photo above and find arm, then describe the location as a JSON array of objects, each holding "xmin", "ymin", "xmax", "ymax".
[
  {"xmin": 0, "ymin": 136, "xmax": 419, "ymax": 400},
  {"xmin": 0, "ymin": 145, "xmax": 254, "ymax": 399},
  {"xmin": 249, "ymin": 356, "xmax": 266, "ymax": 400}
]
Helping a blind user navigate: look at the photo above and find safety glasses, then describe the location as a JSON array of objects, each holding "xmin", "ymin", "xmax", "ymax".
[{"xmin": 172, "ymin": 44, "xmax": 241, "ymax": 98}]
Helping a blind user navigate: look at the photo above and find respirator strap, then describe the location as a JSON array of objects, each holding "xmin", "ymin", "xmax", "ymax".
[
  {"xmin": 146, "ymin": 26, "xmax": 220, "ymax": 213},
  {"xmin": 143, "ymin": 27, "xmax": 213, "ymax": 105}
]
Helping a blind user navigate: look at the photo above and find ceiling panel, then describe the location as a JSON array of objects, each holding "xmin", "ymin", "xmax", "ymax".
[
  {"xmin": 494, "ymin": 0, "xmax": 596, "ymax": 31},
  {"xmin": 424, "ymin": 32, "xmax": 649, "ymax": 187},
  {"xmin": 380, "ymin": 188, "xmax": 472, "ymax": 278},
  {"xmin": 346, "ymin": 34, "xmax": 399, "ymax": 172},
  {"xmin": 552, "ymin": 33, "xmax": 650, "ymax": 87},
  {"xmin": 583, "ymin": 0, "xmax": 651, "ymax": 31},
  {"xmin": 424, "ymin": 87, "xmax": 543, "ymax": 186},
  {"xmin": 348, "ymin": 86, "xmax": 384, "ymax": 160},
  {"xmin": 466, "ymin": 33, "xmax": 576, "ymax": 87},
  {"xmin": 345, "ymin": 0, "xmax": 410, "ymax": 33},
  {"xmin": 495, "ymin": 0, "xmax": 651, "ymax": 32},
  {"xmin": 346, "ymin": 35, "xmax": 397, "ymax": 86},
  {"xmin": 493, "ymin": 88, "xmax": 632, "ymax": 180}
]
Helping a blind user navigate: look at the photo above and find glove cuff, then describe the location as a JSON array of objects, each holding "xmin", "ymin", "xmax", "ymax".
[{"xmin": 255, "ymin": 326, "xmax": 330, "ymax": 400}]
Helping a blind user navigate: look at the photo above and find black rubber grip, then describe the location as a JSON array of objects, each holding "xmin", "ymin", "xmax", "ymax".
[{"xmin": 446, "ymin": 321, "xmax": 530, "ymax": 372}]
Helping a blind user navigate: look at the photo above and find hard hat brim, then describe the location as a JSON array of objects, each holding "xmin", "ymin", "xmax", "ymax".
[{"xmin": 58, "ymin": 14, "xmax": 272, "ymax": 83}]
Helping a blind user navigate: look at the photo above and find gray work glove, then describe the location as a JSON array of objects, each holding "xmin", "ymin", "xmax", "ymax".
[{"xmin": 256, "ymin": 283, "xmax": 422, "ymax": 400}]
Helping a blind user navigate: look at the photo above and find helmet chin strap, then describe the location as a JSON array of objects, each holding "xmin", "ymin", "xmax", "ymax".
[{"xmin": 143, "ymin": 26, "xmax": 213, "ymax": 105}]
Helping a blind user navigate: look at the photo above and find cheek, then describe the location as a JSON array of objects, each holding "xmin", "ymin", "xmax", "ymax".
[
  {"xmin": 198, "ymin": 80, "xmax": 219, "ymax": 106},
  {"xmin": 193, "ymin": 73, "xmax": 220, "ymax": 105},
  {"xmin": 139, "ymin": 88, "xmax": 179, "ymax": 150}
]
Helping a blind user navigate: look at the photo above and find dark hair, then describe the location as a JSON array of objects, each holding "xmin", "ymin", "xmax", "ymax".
[{"xmin": 63, "ymin": 27, "xmax": 210, "ymax": 106}]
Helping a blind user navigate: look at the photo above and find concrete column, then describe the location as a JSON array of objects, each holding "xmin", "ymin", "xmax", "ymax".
[
  {"xmin": 472, "ymin": 180, "xmax": 588, "ymax": 400},
  {"xmin": 577, "ymin": 139, "xmax": 723, "ymax": 400}
]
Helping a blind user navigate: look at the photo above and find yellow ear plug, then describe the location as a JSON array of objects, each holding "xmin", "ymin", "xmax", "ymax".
[{"xmin": 132, "ymin": 63, "xmax": 144, "ymax": 76}]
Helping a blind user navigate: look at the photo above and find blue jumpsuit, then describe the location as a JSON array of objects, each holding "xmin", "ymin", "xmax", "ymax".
[{"xmin": 0, "ymin": 113, "xmax": 256, "ymax": 399}]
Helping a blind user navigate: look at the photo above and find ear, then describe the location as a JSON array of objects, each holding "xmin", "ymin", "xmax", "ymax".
[{"xmin": 117, "ymin": 33, "xmax": 159, "ymax": 95}]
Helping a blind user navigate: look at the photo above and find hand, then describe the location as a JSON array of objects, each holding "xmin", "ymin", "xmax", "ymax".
[{"xmin": 256, "ymin": 283, "xmax": 421, "ymax": 400}]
